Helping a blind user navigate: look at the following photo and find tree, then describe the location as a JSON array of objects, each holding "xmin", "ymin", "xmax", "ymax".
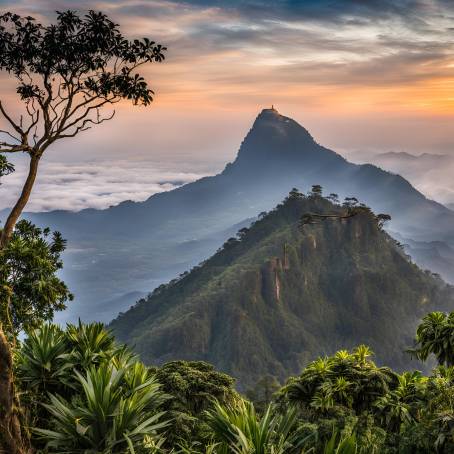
[
  {"xmin": 309, "ymin": 184, "xmax": 323, "ymax": 197},
  {"xmin": 153, "ymin": 361, "xmax": 239, "ymax": 446},
  {"xmin": 376, "ymin": 213, "xmax": 391, "ymax": 230},
  {"xmin": 288, "ymin": 188, "xmax": 303, "ymax": 200},
  {"xmin": 0, "ymin": 10, "xmax": 166, "ymax": 248},
  {"xmin": 375, "ymin": 371, "xmax": 427, "ymax": 433},
  {"xmin": 409, "ymin": 311, "xmax": 454, "ymax": 367},
  {"xmin": 326, "ymin": 193, "xmax": 339, "ymax": 204},
  {"xmin": 281, "ymin": 346, "xmax": 397, "ymax": 415},
  {"xmin": 0, "ymin": 220, "xmax": 73, "ymax": 339},
  {"xmin": 237, "ymin": 227, "xmax": 250, "ymax": 240},
  {"xmin": 0, "ymin": 10, "xmax": 166, "ymax": 452},
  {"xmin": 0, "ymin": 155, "xmax": 14, "ymax": 180},
  {"xmin": 0, "ymin": 220, "xmax": 72, "ymax": 454}
]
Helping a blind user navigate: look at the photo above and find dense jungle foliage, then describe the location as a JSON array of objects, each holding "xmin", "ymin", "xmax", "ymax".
[{"xmin": 10, "ymin": 317, "xmax": 454, "ymax": 453}]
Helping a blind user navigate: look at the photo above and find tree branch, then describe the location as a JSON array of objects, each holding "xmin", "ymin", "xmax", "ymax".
[{"xmin": 0, "ymin": 101, "xmax": 24, "ymax": 137}]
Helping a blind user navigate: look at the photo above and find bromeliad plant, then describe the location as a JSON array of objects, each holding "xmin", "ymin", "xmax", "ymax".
[
  {"xmin": 205, "ymin": 399, "xmax": 308, "ymax": 454},
  {"xmin": 16, "ymin": 322, "xmax": 170, "ymax": 453},
  {"xmin": 34, "ymin": 364, "xmax": 169, "ymax": 453}
]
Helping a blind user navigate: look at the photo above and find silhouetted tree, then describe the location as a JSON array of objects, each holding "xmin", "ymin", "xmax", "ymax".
[
  {"xmin": 0, "ymin": 155, "xmax": 14, "ymax": 180},
  {"xmin": 343, "ymin": 197, "xmax": 359, "ymax": 208},
  {"xmin": 0, "ymin": 11, "xmax": 165, "ymax": 452},
  {"xmin": 376, "ymin": 213, "xmax": 392, "ymax": 229},
  {"xmin": 0, "ymin": 10, "xmax": 166, "ymax": 248},
  {"xmin": 326, "ymin": 193, "xmax": 339, "ymax": 204},
  {"xmin": 309, "ymin": 184, "xmax": 323, "ymax": 197},
  {"xmin": 237, "ymin": 227, "xmax": 250, "ymax": 240},
  {"xmin": 288, "ymin": 187, "xmax": 303, "ymax": 199}
]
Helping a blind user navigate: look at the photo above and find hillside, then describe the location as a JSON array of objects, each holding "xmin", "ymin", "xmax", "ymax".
[
  {"xmin": 10, "ymin": 108, "xmax": 454, "ymax": 323},
  {"xmin": 110, "ymin": 192, "xmax": 454, "ymax": 389}
]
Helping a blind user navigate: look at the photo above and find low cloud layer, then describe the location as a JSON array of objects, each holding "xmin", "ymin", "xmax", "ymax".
[
  {"xmin": 1, "ymin": 159, "xmax": 208, "ymax": 212},
  {"xmin": 349, "ymin": 150, "xmax": 454, "ymax": 206}
]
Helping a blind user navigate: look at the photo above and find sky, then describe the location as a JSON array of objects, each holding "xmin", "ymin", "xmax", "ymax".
[{"xmin": 1, "ymin": 0, "xmax": 454, "ymax": 211}]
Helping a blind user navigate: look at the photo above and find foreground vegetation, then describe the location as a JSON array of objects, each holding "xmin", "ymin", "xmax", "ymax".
[
  {"xmin": 2, "ymin": 188, "xmax": 453, "ymax": 453},
  {"xmin": 4, "ymin": 317, "xmax": 451, "ymax": 453}
]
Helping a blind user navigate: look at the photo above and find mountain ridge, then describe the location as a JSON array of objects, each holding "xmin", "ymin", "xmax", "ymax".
[
  {"xmin": 110, "ymin": 192, "xmax": 454, "ymax": 388},
  {"xmin": 4, "ymin": 108, "xmax": 454, "ymax": 323}
]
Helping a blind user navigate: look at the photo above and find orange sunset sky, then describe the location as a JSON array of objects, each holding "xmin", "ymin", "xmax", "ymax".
[{"xmin": 1, "ymin": 0, "xmax": 454, "ymax": 211}]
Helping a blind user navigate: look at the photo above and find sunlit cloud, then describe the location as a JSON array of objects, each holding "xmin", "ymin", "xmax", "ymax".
[
  {"xmin": 1, "ymin": 0, "xmax": 454, "ymax": 210},
  {"xmin": 0, "ymin": 159, "xmax": 207, "ymax": 212}
]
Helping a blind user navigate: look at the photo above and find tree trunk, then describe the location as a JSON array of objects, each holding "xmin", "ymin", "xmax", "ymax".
[
  {"xmin": 0, "ymin": 155, "xmax": 38, "ymax": 452},
  {"xmin": 0, "ymin": 328, "xmax": 29, "ymax": 454},
  {"xmin": 0, "ymin": 154, "xmax": 40, "ymax": 250}
]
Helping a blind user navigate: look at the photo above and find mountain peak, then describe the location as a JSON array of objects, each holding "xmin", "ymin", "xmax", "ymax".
[
  {"xmin": 224, "ymin": 108, "xmax": 335, "ymax": 174},
  {"xmin": 248, "ymin": 107, "xmax": 316, "ymax": 146},
  {"xmin": 257, "ymin": 105, "xmax": 280, "ymax": 117},
  {"xmin": 254, "ymin": 106, "xmax": 290, "ymax": 125}
]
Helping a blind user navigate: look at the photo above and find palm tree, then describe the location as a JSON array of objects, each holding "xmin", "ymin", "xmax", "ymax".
[
  {"xmin": 282, "ymin": 347, "xmax": 397, "ymax": 414},
  {"xmin": 374, "ymin": 371, "xmax": 427, "ymax": 431},
  {"xmin": 410, "ymin": 312, "xmax": 454, "ymax": 366}
]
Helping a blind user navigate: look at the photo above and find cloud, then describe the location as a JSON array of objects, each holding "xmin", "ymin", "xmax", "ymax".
[
  {"xmin": 1, "ymin": 0, "xmax": 454, "ymax": 212},
  {"xmin": 1, "ymin": 158, "xmax": 208, "ymax": 212},
  {"xmin": 349, "ymin": 150, "xmax": 454, "ymax": 205}
]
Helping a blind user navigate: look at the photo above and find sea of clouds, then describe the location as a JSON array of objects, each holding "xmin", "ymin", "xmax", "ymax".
[
  {"xmin": 0, "ymin": 159, "xmax": 209, "ymax": 212},
  {"xmin": 3, "ymin": 150, "xmax": 454, "ymax": 214}
]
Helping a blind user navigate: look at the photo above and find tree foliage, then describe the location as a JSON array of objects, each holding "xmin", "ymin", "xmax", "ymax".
[
  {"xmin": 0, "ymin": 9, "xmax": 166, "ymax": 248},
  {"xmin": 410, "ymin": 311, "xmax": 454, "ymax": 367},
  {"xmin": 0, "ymin": 220, "xmax": 72, "ymax": 338},
  {"xmin": 0, "ymin": 154, "xmax": 13, "ymax": 180}
]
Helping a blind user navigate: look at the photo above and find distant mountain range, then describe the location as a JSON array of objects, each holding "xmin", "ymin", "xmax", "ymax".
[
  {"xmin": 349, "ymin": 150, "xmax": 454, "ymax": 210},
  {"xmin": 110, "ymin": 194, "xmax": 454, "ymax": 389},
  {"xmin": 4, "ymin": 108, "xmax": 454, "ymax": 323}
]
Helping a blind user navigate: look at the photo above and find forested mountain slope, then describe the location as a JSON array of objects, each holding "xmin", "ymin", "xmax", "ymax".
[
  {"xmin": 111, "ymin": 193, "xmax": 454, "ymax": 388},
  {"xmin": 8, "ymin": 108, "xmax": 454, "ymax": 322}
]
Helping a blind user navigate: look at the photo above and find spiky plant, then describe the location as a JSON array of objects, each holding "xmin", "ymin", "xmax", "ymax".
[
  {"xmin": 64, "ymin": 320, "xmax": 117, "ymax": 370},
  {"xmin": 205, "ymin": 399, "xmax": 307, "ymax": 454},
  {"xmin": 34, "ymin": 363, "xmax": 169, "ymax": 453},
  {"xmin": 16, "ymin": 323, "xmax": 70, "ymax": 393},
  {"xmin": 323, "ymin": 431, "xmax": 357, "ymax": 454}
]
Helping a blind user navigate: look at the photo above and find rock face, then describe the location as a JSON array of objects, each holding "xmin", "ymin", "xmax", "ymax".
[{"xmin": 110, "ymin": 194, "xmax": 454, "ymax": 389}]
